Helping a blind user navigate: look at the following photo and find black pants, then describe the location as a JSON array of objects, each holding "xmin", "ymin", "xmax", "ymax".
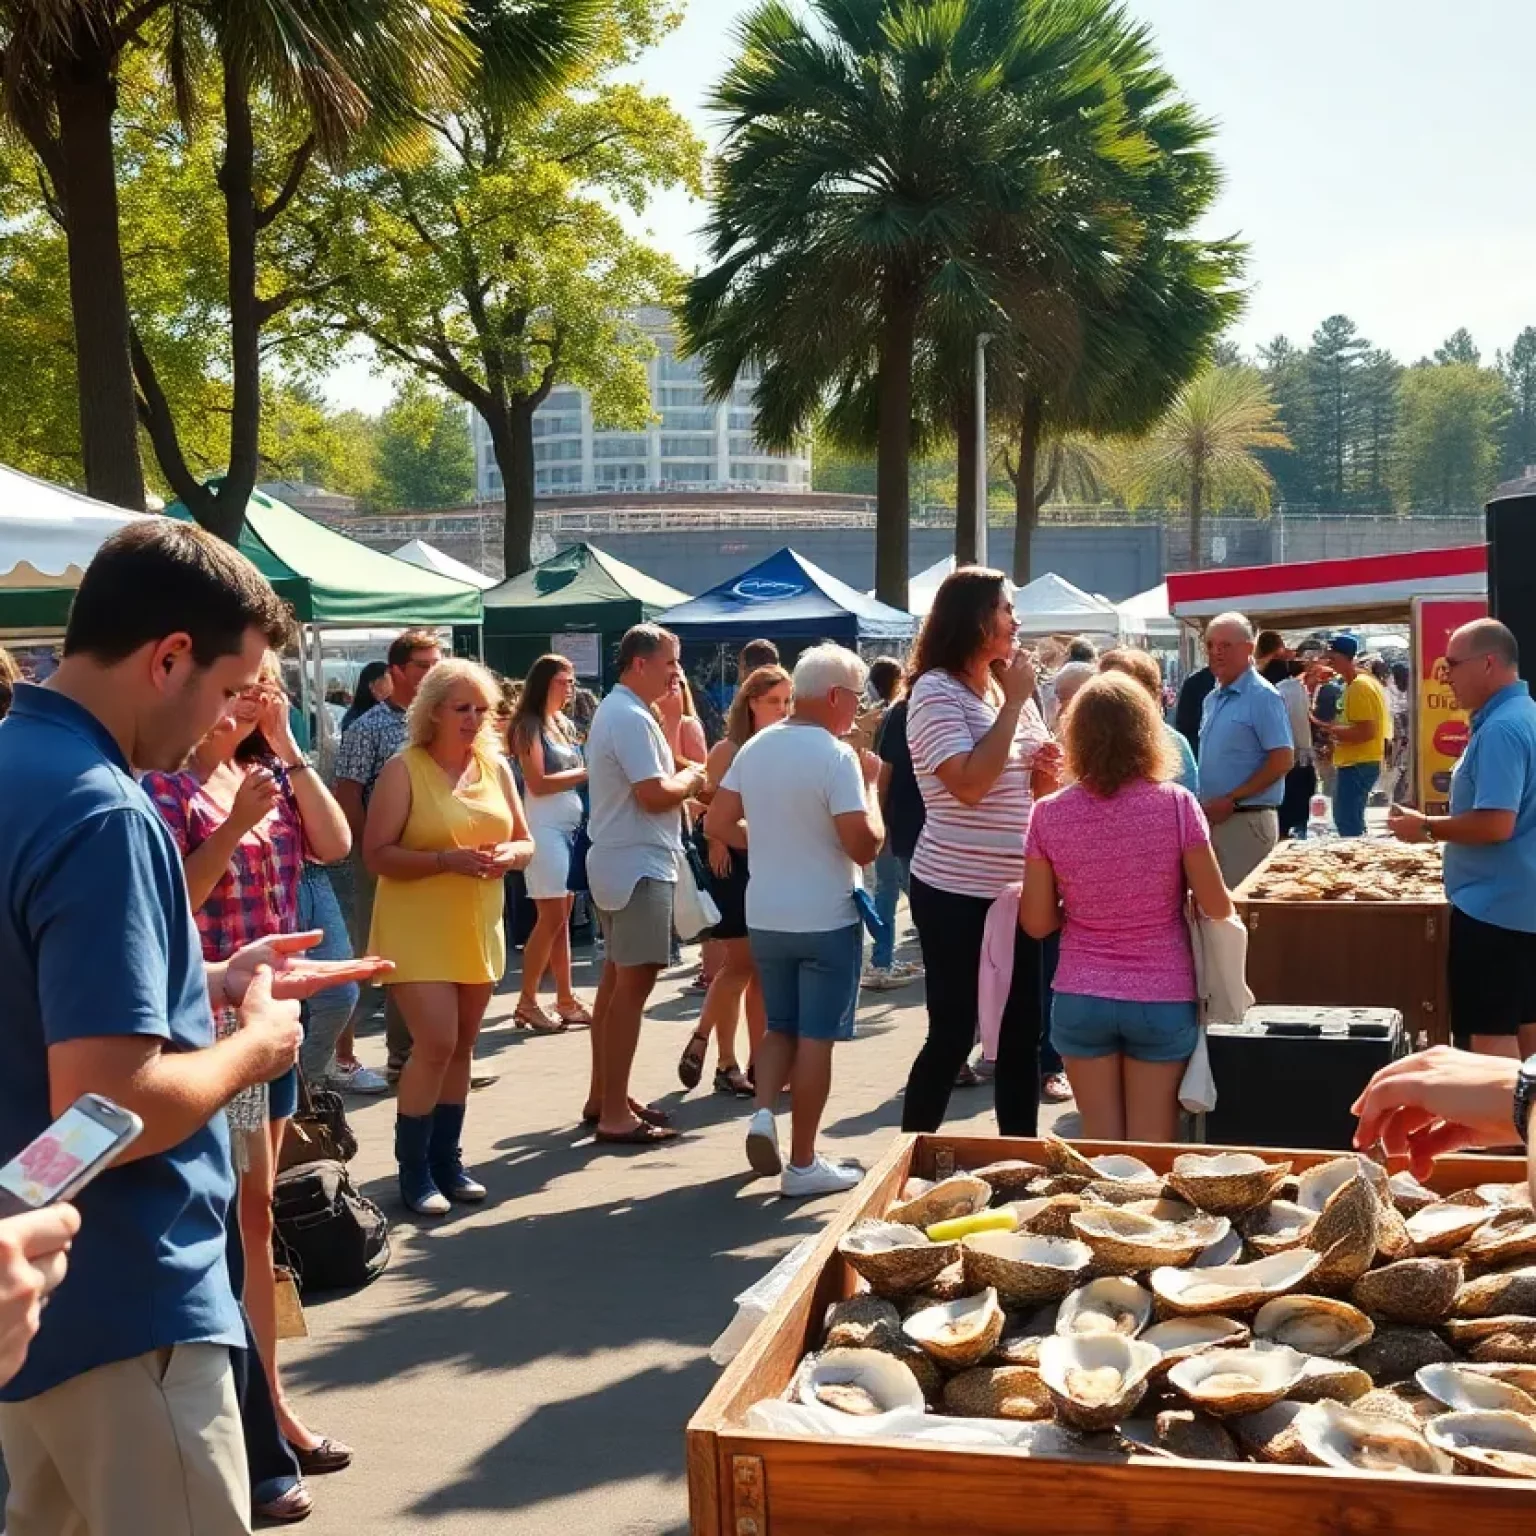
[
  {"xmin": 1278, "ymin": 761, "xmax": 1317, "ymax": 839},
  {"xmin": 903, "ymin": 874, "xmax": 1041, "ymax": 1135}
]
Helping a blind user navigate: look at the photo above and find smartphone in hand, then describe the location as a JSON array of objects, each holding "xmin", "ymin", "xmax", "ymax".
[{"xmin": 0, "ymin": 1095, "xmax": 143, "ymax": 1218}]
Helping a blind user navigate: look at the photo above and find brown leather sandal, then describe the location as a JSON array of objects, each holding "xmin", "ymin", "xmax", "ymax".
[{"xmin": 677, "ymin": 1030, "xmax": 711, "ymax": 1090}]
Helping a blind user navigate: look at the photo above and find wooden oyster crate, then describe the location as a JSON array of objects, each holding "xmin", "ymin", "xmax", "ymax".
[
  {"xmin": 1234, "ymin": 852, "xmax": 1450, "ymax": 1047},
  {"xmin": 687, "ymin": 1134, "xmax": 1532, "ymax": 1536}
]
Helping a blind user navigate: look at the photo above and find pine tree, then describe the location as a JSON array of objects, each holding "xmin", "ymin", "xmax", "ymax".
[
  {"xmin": 1305, "ymin": 315, "xmax": 1369, "ymax": 505},
  {"xmin": 1434, "ymin": 328, "xmax": 1481, "ymax": 367},
  {"xmin": 1498, "ymin": 328, "xmax": 1536, "ymax": 477}
]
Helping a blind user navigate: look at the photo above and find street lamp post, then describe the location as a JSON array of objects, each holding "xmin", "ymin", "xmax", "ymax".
[{"xmin": 975, "ymin": 332, "xmax": 993, "ymax": 567}]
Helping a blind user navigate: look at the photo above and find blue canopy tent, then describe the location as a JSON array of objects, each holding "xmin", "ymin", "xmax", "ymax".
[{"xmin": 655, "ymin": 547, "xmax": 916, "ymax": 647}]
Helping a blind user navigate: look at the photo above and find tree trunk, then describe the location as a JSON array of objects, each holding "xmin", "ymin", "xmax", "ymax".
[
  {"xmin": 874, "ymin": 288, "xmax": 917, "ymax": 609},
  {"xmin": 53, "ymin": 39, "xmax": 144, "ymax": 510},
  {"xmin": 1011, "ymin": 396, "xmax": 1043, "ymax": 584},
  {"xmin": 954, "ymin": 388, "xmax": 976, "ymax": 566},
  {"xmin": 214, "ymin": 50, "xmax": 262, "ymax": 544},
  {"xmin": 494, "ymin": 401, "xmax": 538, "ymax": 578},
  {"xmin": 1189, "ymin": 467, "xmax": 1205, "ymax": 570}
]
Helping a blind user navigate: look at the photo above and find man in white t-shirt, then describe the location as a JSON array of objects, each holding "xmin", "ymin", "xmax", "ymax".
[
  {"xmin": 706, "ymin": 644, "xmax": 884, "ymax": 1197},
  {"xmin": 584, "ymin": 626, "xmax": 707, "ymax": 1144}
]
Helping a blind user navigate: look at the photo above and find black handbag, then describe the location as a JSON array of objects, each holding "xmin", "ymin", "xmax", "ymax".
[
  {"xmin": 272, "ymin": 1159, "xmax": 390, "ymax": 1295},
  {"xmin": 277, "ymin": 1073, "xmax": 358, "ymax": 1174}
]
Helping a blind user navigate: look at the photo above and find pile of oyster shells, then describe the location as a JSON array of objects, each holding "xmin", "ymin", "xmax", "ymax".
[
  {"xmin": 787, "ymin": 1139, "xmax": 1536, "ymax": 1478},
  {"xmin": 1243, "ymin": 840, "xmax": 1443, "ymax": 903}
]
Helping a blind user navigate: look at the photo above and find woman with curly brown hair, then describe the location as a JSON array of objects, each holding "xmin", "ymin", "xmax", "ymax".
[{"xmin": 1021, "ymin": 671, "xmax": 1233, "ymax": 1142}]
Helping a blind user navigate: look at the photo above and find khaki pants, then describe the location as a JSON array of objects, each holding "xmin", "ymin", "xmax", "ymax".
[
  {"xmin": 347, "ymin": 852, "xmax": 412, "ymax": 1067},
  {"xmin": 1211, "ymin": 810, "xmax": 1279, "ymax": 892},
  {"xmin": 0, "ymin": 1344, "xmax": 249, "ymax": 1536}
]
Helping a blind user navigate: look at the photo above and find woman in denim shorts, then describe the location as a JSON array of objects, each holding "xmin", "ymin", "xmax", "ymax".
[{"xmin": 1022, "ymin": 672, "xmax": 1234, "ymax": 1142}]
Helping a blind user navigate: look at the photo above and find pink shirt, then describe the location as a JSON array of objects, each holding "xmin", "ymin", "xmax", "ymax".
[
  {"xmin": 907, "ymin": 669, "xmax": 1052, "ymax": 900},
  {"xmin": 1025, "ymin": 778, "xmax": 1210, "ymax": 1003}
]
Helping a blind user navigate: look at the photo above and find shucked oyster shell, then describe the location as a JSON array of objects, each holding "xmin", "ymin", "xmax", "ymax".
[
  {"xmin": 1299, "ymin": 1159, "xmax": 1380, "ymax": 1290},
  {"xmin": 903, "ymin": 1288, "xmax": 1005, "ymax": 1368},
  {"xmin": 1405, "ymin": 1200, "xmax": 1493, "ymax": 1256},
  {"xmin": 961, "ymin": 1232, "xmax": 1091, "ymax": 1306},
  {"xmin": 887, "ymin": 1174, "xmax": 990, "ymax": 1229},
  {"xmin": 1141, "ymin": 1316, "xmax": 1250, "ymax": 1377},
  {"xmin": 1166, "ymin": 1153, "xmax": 1291, "ymax": 1217},
  {"xmin": 1424, "ymin": 1410, "xmax": 1536, "ymax": 1479},
  {"xmin": 1167, "ymin": 1345, "xmax": 1309, "ymax": 1418},
  {"xmin": 1350, "ymin": 1257, "xmax": 1463, "ymax": 1326},
  {"xmin": 1253, "ymin": 1294, "xmax": 1373, "ymax": 1357},
  {"xmin": 795, "ymin": 1348, "xmax": 926, "ymax": 1416},
  {"xmin": 839, "ymin": 1220, "xmax": 960, "ymax": 1296},
  {"xmin": 1037, "ymin": 1333, "xmax": 1159, "ymax": 1431},
  {"xmin": 941, "ymin": 1364, "xmax": 1052, "ymax": 1421},
  {"xmin": 1070, "ymin": 1206, "xmax": 1231, "ymax": 1274},
  {"xmin": 1416, "ymin": 1362, "xmax": 1536, "ymax": 1415},
  {"xmin": 1294, "ymin": 1400, "xmax": 1454, "ymax": 1476},
  {"xmin": 1040, "ymin": 1137, "xmax": 1158, "ymax": 1187},
  {"xmin": 1150, "ymin": 1248, "xmax": 1320, "ymax": 1316},
  {"xmin": 1055, "ymin": 1276, "xmax": 1152, "ymax": 1339},
  {"xmin": 1454, "ymin": 1266, "xmax": 1536, "ymax": 1319}
]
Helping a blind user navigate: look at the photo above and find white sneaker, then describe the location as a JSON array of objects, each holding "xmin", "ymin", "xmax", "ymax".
[
  {"xmin": 327, "ymin": 1061, "xmax": 390, "ymax": 1095},
  {"xmin": 781, "ymin": 1156, "xmax": 863, "ymax": 1199},
  {"xmin": 745, "ymin": 1107, "xmax": 783, "ymax": 1177},
  {"xmin": 860, "ymin": 966, "xmax": 899, "ymax": 991},
  {"xmin": 891, "ymin": 960, "xmax": 926, "ymax": 980}
]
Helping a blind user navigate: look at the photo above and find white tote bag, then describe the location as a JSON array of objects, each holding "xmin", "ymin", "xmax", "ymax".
[
  {"xmin": 673, "ymin": 847, "xmax": 721, "ymax": 941},
  {"xmin": 1181, "ymin": 902, "xmax": 1254, "ymax": 1115}
]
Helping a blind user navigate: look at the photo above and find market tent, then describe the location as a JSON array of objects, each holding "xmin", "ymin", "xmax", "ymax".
[
  {"xmin": 482, "ymin": 541, "xmax": 688, "ymax": 683},
  {"xmin": 391, "ymin": 538, "xmax": 498, "ymax": 591},
  {"xmin": 1166, "ymin": 544, "xmax": 1487, "ymax": 629},
  {"xmin": 166, "ymin": 486, "xmax": 484, "ymax": 626},
  {"xmin": 907, "ymin": 555, "xmax": 957, "ymax": 617},
  {"xmin": 0, "ymin": 463, "xmax": 149, "ymax": 632},
  {"xmin": 1119, "ymin": 582, "xmax": 1178, "ymax": 642},
  {"xmin": 1013, "ymin": 572, "xmax": 1126, "ymax": 637},
  {"xmin": 657, "ymin": 547, "xmax": 915, "ymax": 645}
]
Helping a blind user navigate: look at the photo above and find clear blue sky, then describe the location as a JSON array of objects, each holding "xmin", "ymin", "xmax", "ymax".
[{"xmin": 326, "ymin": 0, "xmax": 1536, "ymax": 412}]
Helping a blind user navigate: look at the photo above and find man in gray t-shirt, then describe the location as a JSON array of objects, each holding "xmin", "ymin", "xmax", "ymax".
[{"xmin": 583, "ymin": 626, "xmax": 706, "ymax": 1144}]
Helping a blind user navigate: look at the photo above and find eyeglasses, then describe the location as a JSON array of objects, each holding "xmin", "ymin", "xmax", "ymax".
[{"xmin": 1445, "ymin": 652, "xmax": 1491, "ymax": 672}]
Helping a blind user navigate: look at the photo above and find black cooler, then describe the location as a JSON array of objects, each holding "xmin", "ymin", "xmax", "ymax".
[{"xmin": 1196, "ymin": 1006, "xmax": 1408, "ymax": 1152}]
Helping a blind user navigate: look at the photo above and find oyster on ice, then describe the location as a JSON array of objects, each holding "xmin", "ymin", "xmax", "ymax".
[
  {"xmin": 1167, "ymin": 1345, "xmax": 1309, "ymax": 1417},
  {"xmin": 1037, "ymin": 1334, "xmax": 1160, "ymax": 1431},
  {"xmin": 1293, "ymin": 1400, "xmax": 1453, "ymax": 1476}
]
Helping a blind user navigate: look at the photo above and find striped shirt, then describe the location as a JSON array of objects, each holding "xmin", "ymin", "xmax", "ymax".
[{"xmin": 907, "ymin": 669, "xmax": 1052, "ymax": 899}]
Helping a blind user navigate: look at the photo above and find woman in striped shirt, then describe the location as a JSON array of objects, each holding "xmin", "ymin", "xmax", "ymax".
[{"xmin": 902, "ymin": 568, "xmax": 1060, "ymax": 1134}]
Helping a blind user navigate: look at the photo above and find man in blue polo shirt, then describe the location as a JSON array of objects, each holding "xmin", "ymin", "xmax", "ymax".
[
  {"xmin": 1389, "ymin": 619, "xmax": 1536, "ymax": 1060},
  {"xmin": 0, "ymin": 521, "xmax": 374, "ymax": 1535},
  {"xmin": 1198, "ymin": 611, "xmax": 1295, "ymax": 889}
]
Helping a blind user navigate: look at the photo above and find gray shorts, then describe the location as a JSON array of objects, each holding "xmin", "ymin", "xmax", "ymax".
[{"xmin": 597, "ymin": 877, "xmax": 674, "ymax": 968}]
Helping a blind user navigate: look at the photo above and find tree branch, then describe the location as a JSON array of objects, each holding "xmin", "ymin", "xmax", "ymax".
[
  {"xmin": 255, "ymin": 135, "xmax": 316, "ymax": 231},
  {"xmin": 130, "ymin": 327, "xmax": 206, "ymax": 513}
]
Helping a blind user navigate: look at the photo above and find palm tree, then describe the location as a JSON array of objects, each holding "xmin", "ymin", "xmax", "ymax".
[
  {"xmin": 683, "ymin": 0, "xmax": 1184, "ymax": 609},
  {"xmin": 1120, "ymin": 365, "xmax": 1291, "ymax": 569}
]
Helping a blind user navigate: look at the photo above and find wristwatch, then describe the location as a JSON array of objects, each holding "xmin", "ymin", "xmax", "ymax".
[
  {"xmin": 1422, "ymin": 820, "xmax": 1438, "ymax": 843},
  {"xmin": 1514, "ymin": 1055, "xmax": 1536, "ymax": 1144}
]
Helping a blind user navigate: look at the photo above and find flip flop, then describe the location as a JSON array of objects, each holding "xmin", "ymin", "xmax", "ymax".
[{"xmin": 594, "ymin": 1121, "xmax": 679, "ymax": 1146}]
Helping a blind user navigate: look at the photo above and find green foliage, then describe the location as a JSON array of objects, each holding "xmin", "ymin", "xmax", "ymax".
[
  {"xmin": 1391, "ymin": 362, "xmax": 1507, "ymax": 512},
  {"xmin": 375, "ymin": 381, "xmax": 474, "ymax": 509},
  {"xmin": 1499, "ymin": 328, "xmax": 1536, "ymax": 477},
  {"xmin": 1433, "ymin": 327, "xmax": 1481, "ymax": 367}
]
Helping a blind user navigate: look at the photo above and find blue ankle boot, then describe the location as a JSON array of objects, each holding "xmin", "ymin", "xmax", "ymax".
[
  {"xmin": 429, "ymin": 1103, "xmax": 486, "ymax": 1203},
  {"xmin": 395, "ymin": 1113, "xmax": 449, "ymax": 1215}
]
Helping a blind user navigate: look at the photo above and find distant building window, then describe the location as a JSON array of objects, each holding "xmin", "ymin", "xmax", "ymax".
[
  {"xmin": 661, "ymin": 435, "xmax": 716, "ymax": 457},
  {"xmin": 659, "ymin": 354, "xmax": 703, "ymax": 383},
  {"xmin": 733, "ymin": 461, "xmax": 790, "ymax": 484},
  {"xmin": 594, "ymin": 435, "xmax": 649, "ymax": 460},
  {"xmin": 534, "ymin": 438, "xmax": 583, "ymax": 463},
  {"xmin": 532, "ymin": 413, "xmax": 582, "ymax": 439},
  {"xmin": 662, "ymin": 408, "xmax": 716, "ymax": 432},
  {"xmin": 486, "ymin": 468, "xmax": 503, "ymax": 491}
]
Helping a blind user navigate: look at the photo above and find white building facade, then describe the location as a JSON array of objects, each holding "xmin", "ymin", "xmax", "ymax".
[{"xmin": 470, "ymin": 308, "xmax": 811, "ymax": 500}]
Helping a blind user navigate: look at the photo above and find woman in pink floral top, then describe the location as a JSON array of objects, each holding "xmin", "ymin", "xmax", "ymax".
[
  {"xmin": 145, "ymin": 660, "xmax": 353, "ymax": 1469},
  {"xmin": 1022, "ymin": 672, "xmax": 1233, "ymax": 1142}
]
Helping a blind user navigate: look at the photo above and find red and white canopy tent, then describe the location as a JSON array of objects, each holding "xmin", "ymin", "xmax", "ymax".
[{"xmin": 1165, "ymin": 544, "xmax": 1488, "ymax": 632}]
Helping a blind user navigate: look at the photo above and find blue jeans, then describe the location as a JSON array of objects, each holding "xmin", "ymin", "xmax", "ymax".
[
  {"xmin": 297, "ymin": 865, "xmax": 358, "ymax": 1084},
  {"xmin": 1334, "ymin": 762, "xmax": 1380, "ymax": 839},
  {"xmin": 870, "ymin": 848, "xmax": 908, "ymax": 969},
  {"xmin": 1051, "ymin": 992, "xmax": 1199, "ymax": 1063},
  {"xmin": 750, "ymin": 923, "xmax": 863, "ymax": 1043}
]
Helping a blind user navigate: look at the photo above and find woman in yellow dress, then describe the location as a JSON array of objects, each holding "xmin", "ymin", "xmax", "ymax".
[{"xmin": 365, "ymin": 659, "xmax": 534, "ymax": 1214}]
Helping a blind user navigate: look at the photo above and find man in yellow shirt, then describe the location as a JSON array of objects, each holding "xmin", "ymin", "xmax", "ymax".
[{"xmin": 1324, "ymin": 634, "xmax": 1389, "ymax": 837}]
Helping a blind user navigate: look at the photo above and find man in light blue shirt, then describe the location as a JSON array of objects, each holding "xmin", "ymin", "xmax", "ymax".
[
  {"xmin": 1197, "ymin": 612, "xmax": 1295, "ymax": 888},
  {"xmin": 1390, "ymin": 619, "xmax": 1536, "ymax": 1058}
]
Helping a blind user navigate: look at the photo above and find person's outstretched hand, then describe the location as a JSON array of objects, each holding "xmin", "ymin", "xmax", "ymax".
[
  {"xmin": 1352, "ymin": 1045, "xmax": 1520, "ymax": 1181},
  {"xmin": 223, "ymin": 932, "xmax": 393, "ymax": 1004}
]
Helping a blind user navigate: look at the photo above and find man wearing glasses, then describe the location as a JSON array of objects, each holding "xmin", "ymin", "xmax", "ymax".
[{"xmin": 1390, "ymin": 619, "xmax": 1536, "ymax": 1060}]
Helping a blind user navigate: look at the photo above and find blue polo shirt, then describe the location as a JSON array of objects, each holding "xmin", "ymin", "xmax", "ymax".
[
  {"xmin": 0, "ymin": 685, "xmax": 241, "ymax": 1402},
  {"xmin": 1444, "ymin": 681, "xmax": 1536, "ymax": 934},
  {"xmin": 1196, "ymin": 665, "xmax": 1293, "ymax": 808}
]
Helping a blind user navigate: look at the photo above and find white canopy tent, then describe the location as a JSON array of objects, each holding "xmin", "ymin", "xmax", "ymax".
[
  {"xmin": 907, "ymin": 554, "xmax": 960, "ymax": 617},
  {"xmin": 1012, "ymin": 572, "xmax": 1128, "ymax": 639},
  {"xmin": 391, "ymin": 538, "xmax": 497, "ymax": 591},
  {"xmin": 1118, "ymin": 582, "xmax": 1178, "ymax": 643}
]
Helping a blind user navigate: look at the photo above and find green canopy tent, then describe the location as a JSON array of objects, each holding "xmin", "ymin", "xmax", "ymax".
[{"xmin": 482, "ymin": 542, "xmax": 688, "ymax": 687}]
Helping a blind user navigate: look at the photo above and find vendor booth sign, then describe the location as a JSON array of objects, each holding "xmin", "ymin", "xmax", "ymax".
[{"xmin": 1413, "ymin": 596, "xmax": 1487, "ymax": 812}]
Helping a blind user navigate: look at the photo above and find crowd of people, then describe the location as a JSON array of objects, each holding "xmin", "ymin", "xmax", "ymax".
[{"xmin": 3, "ymin": 523, "xmax": 1533, "ymax": 1533}]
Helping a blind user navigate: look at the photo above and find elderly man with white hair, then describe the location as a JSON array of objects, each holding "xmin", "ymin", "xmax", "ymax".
[
  {"xmin": 705, "ymin": 643, "xmax": 884, "ymax": 1198},
  {"xmin": 1197, "ymin": 611, "xmax": 1295, "ymax": 888}
]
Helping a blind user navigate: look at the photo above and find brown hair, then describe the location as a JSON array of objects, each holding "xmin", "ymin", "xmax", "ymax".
[
  {"xmin": 1063, "ymin": 672, "xmax": 1176, "ymax": 797},
  {"xmin": 909, "ymin": 567, "xmax": 1009, "ymax": 682},
  {"xmin": 387, "ymin": 629, "xmax": 441, "ymax": 668},
  {"xmin": 0, "ymin": 644, "xmax": 17, "ymax": 720},
  {"xmin": 725, "ymin": 665, "xmax": 792, "ymax": 745},
  {"xmin": 1098, "ymin": 647, "xmax": 1163, "ymax": 703},
  {"xmin": 511, "ymin": 653, "xmax": 572, "ymax": 755},
  {"xmin": 64, "ymin": 519, "xmax": 290, "ymax": 666},
  {"xmin": 739, "ymin": 638, "xmax": 779, "ymax": 675},
  {"xmin": 617, "ymin": 623, "xmax": 677, "ymax": 673}
]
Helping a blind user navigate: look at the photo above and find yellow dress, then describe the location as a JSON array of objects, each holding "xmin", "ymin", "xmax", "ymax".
[{"xmin": 369, "ymin": 745, "xmax": 513, "ymax": 985}]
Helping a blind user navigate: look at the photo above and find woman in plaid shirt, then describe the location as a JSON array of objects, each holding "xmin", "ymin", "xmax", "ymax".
[{"xmin": 145, "ymin": 657, "xmax": 356, "ymax": 1479}]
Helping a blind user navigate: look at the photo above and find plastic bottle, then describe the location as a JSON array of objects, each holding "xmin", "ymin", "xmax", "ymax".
[{"xmin": 1306, "ymin": 793, "xmax": 1336, "ymax": 842}]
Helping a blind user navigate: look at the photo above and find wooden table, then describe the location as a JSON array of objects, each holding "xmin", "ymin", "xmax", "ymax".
[{"xmin": 688, "ymin": 1133, "xmax": 1529, "ymax": 1535}]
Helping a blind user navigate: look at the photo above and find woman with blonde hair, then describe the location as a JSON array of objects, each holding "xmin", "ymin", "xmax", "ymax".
[
  {"xmin": 365, "ymin": 658, "xmax": 535, "ymax": 1214},
  {"xmin": 510, "ymin": 654, "xmax": 590, "ymax": 1031},
  {"xmin": 678, "ymin": 664, "xmax": 792, "ymax": 1094},
  {"xmin": 1022, "ymin": 671, "xmax": 1232, "ymax": 1142},
  {"xmin": 1098, "ymin": 647, "xmax": 1198, "ymax": 792}
]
